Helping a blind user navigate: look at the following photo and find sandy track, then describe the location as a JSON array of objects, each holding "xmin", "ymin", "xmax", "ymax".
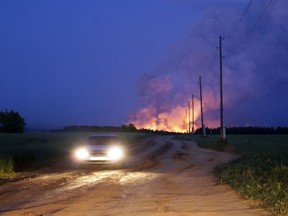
[{"xmin": 0, "ymin": 136, "xmax": 271, "ymax": 216}]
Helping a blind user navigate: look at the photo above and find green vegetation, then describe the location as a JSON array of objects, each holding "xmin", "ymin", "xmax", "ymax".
[
  {"xmin": 0, "ymin": 132, "xmax": 144, "ymax": 177},
  {"xmin": 0, "ymin": 157, "xmax": 14, "ymax": 177},
  {"xmin": 216, "ymin": 155, "xmax": 288, "ymax": 215},
  {"xmin": 195, "ymin": 134, "xmax": 288, "ymax": 216}
]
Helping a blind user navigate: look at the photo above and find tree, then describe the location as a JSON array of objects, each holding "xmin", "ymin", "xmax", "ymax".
[
  {"xmin": 121, "ymin": 124, "xmax": 137, "ymax": 132},
  {"xmin": 0, "ymin": 110, "xmax": 26, "ymax": 133}
]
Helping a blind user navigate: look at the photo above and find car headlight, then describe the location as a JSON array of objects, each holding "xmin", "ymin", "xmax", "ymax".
[
  {"xmin": 75, "ymin": 148, "xmax": 89, "ymax": 160},
  {"xmin": 107, "ymin": 146, "xmax": 124, "ymax": 161}
]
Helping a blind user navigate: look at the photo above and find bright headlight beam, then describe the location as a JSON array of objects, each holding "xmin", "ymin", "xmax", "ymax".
[
  {"xmin": 107, "ymin": 146, "xmax": 124, "ymax": 161},
  {"xmin": 75, "ymin": 148, "xmax": 89, "ymax": 160}
]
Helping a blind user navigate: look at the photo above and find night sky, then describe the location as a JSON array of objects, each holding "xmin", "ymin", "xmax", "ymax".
[{"xmin": 1, "ymin": 0, "xmax": 287, "ymax": 130}]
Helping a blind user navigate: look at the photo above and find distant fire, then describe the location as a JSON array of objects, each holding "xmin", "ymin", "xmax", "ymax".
[
  {"xmin": 130, "ymin": 99, "xmax": 202, "ymax": 133},
  {"xmin": 130, "ymin": 58, "xmax": 223, "ymax": 133}
]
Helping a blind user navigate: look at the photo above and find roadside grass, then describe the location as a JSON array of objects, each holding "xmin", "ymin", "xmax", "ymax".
[
  {"xmin": 194, "ymin": 134, "xmax": 288, "ymax": 216},
  {"xmin": 0, "ymin": 157, "xmax": 14, "ymax": 177},
  {"xmin": 194, "ymin": 135, "xmax": 230, "ymax": 151},
  {"xmin": 0, "ymin": 132, "xmax": 145, "ymax": 177},
  {"xmin": 0, "ymin": 132, "xmax": 84, "ymax": 174}
]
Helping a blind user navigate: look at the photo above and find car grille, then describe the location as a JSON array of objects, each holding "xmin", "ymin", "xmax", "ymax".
[{"xmin": 89, "ymin": 150, "xmax": 107, "ymax": 156}]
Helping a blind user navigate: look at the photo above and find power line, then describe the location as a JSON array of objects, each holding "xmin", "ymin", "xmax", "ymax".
[
  {"xmin": 225, "ymin": 0, "xmax": 253, "ymax": 41},
  {"xmin": 208, "ymin": 1, "xmax": 253, "ymax": 73},
  {"xmin": 228, "ymin": 0, "xmax": 273, "ymax": 56},
  {"xmin": 241, "ymin": 0, "xmax": 273, "ymax": 43}
]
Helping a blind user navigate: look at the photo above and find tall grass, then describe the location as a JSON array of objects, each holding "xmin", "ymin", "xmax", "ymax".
[
  {"xmin": 216, "ymin": 155, "xmax": 288, "ymax": 215},
  {"xmin": 0, "ymin": 156, "xmax": 14, "ymax": 177},
  {"xmin": 194, "ymin": 134, "xmax": 288, "ymax": 216}
]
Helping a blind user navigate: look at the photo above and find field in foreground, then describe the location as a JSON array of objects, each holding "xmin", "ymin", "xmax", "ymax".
[
  {"xmin": 194, "ymin": 134, "xmax": 288, "ymax": 216},
  {"xmin": 0, "ymin": 132, "xmax": 287, "ymax": 215},
  {"xmin": 0, "ymin": 135, "xmax": 270, "ymax": 216},
  {"xmin": 0, "ymin": 132, "xmax": 144, "ymax": 177}
]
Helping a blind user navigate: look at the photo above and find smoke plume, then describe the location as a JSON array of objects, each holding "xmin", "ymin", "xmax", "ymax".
[{"xmin": 130, "ymin": 0, "xmax": 288, "ymax": 132}]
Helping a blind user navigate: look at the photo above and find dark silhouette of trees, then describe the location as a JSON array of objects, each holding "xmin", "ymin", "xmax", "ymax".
[
  {"xmin": 0, "ymin": 110, "xmax": 26, "ymax": 133},
  {"xmin": 63, "ymin": 125, "xmax": 121, "ymax": 132},
  {"xmin": 62, "ymin": 124, "xmax": 138, "ymax": 133},
  {"xmin": 62, "ymin": 125, "xmax": 288, "ymax": 135},
  {"xmin": 195, "ymin": 126, "xmax": 288, "ymax": 135},
  {"xmin": 121, "ymin": 124, "xmax": 137, "ymax": 132}
]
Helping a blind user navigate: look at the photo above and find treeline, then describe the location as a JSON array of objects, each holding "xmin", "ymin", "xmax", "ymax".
[
  {"xmin": 137, "ymin": 129, "xmax": 181, "ymax": 135},
  {"xmin": 62, "ymin": 124, "xmax": 137, "ymax": 133},
  {"xmin": 195, "ymin": 126, "xmax": 288, "ymax": 135},
  {"xmin": 62, "ymin": 125, "xmax": 181, "ymax": 135},
  {"xmin": 62, "ymin": 125, "xmax": 288, "ymax": 135}
]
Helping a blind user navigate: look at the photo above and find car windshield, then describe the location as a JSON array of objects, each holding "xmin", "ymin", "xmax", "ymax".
[{"xmin": 88, "ymin": 136, "xmax": 120, "ymax": 145}]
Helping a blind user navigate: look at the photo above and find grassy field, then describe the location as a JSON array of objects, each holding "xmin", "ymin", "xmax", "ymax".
[
  {"xmin": 0, "ymin": 132, "xmax": 145, "ymax": 176},
  {"xmin": 194, "ymin": 134, "xmax": 288, "ymax": 216}
]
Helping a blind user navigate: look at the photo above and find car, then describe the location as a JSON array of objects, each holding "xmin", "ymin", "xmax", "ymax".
[{"xmin": 73, "ymin": 134, "xmax": 126, "ymax": 167}]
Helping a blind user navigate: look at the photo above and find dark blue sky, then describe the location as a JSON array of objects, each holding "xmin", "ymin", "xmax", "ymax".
[{"xmin": 1, "ymin": 0, "xmax": 288, "ymax": 130}]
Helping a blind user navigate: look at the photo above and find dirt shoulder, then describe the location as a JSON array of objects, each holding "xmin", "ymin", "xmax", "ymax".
[{"xmin": 0, "ymin": 136, "xmax": 271, "ymax": 216}]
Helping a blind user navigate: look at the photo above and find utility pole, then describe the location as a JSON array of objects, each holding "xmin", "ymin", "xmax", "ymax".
[
  {"xmin": 199, "ymin": 76, "xmax": 206, "ymax": 137},
  {"xmin": 192, "ymin": 94, "xmax": 195, "ymax": 135},
  {"xmin": 188, "ymin": 101, "xmax": 191, "ymax": 133},
  {"xmin": 185, "ymin": 108, "xmax": 188, "ymax": 133},
  {"xmin": 219, "ymin": 36, "xmax": 225, "ymax": 140}
]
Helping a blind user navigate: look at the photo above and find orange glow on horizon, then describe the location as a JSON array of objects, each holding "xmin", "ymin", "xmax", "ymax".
[{"xmin": 131, "ymin": 100, "xmax": 202, "ymax": 133}]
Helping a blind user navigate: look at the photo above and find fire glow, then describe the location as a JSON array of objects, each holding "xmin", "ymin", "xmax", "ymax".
[
  {"xmin": 129, "ymin": 73, "xmax": 221, "ymax": 133},
  {"xmin": 131, "ymin": 100, "xmax": 202, "ymax": 133}
]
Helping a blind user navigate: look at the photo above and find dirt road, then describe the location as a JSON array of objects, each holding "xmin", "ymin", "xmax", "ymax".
[{"xmin": 0, "ymin": 136, "xmax": 270, "ymax": 216}]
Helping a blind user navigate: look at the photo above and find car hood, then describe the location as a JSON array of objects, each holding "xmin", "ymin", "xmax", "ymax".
[{"xmin": 87, "ymin": 145, "xmax": 111, "ymax": 151}]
